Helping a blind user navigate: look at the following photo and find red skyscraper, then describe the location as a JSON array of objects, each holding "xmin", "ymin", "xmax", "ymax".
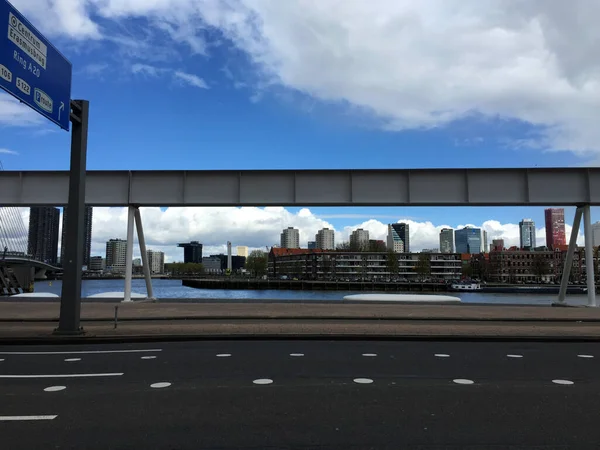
[{"xmin": 544, "ymin": 208, "xmax": 566, "ymax": 250}]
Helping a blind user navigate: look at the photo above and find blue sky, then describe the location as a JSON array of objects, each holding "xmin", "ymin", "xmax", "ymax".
[{"xmin": 1, "ymin": 0, "xmax": 599, "ymax": 260}]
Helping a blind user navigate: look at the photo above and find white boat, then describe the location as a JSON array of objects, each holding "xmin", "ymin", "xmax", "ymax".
[
  {"xmin": 449, "ymin": 282, "xmax": 482, "ymax": 291},
  {"xmin": 87, "ymin": 292, "xmax": 147, "ymax": 299},
  {"xmin": 10, "ymin": 292, "xmax": 60, "ymax": 298},
  {"xmin": 343, "ymin": 294, "xmax": 461, "ymax": 303}
]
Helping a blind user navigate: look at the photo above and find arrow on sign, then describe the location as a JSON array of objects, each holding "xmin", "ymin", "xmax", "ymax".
[{"xmin": 58, "ymin": 102, "xmax": 64, "ymax": 121}]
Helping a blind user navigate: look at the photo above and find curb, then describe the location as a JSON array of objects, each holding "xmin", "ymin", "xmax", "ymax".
[
  {"xmin": 1, "ymin": 315, "xmax": 600, "ymax": 323},
  {"xmin": 2, "ymin": 333, "xmax": 600, "ymax": 345}
]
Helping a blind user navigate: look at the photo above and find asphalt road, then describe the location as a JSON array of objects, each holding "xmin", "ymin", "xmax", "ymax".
[{"xmin": 1, "ymin": 340, "xmax": 599, "ymax": 449}]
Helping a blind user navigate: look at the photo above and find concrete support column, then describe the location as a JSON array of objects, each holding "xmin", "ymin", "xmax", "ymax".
[
  {"xmin": 134, "ymin": 207, "xmax": 155, "ymax": 300},
  {"xmin": 123, "ymin": 206, "xmax": 135, "ymax": 303}
]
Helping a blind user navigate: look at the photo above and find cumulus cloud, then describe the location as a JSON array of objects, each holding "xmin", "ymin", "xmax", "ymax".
[
  {"xmin": 0, "ymin": 94, "xmax": 44, "ymax": 127},
  {"xmin": 11, "ymin": 0, "xmax": 100, "ymax": 39},
  {"xmin": 8, "ymin": 0, "xmax": 600, "ymax": 154}
]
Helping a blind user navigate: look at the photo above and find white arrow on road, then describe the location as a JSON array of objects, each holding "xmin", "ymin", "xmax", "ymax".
[{"xmin": 58, "ymin": 101, "xmax": 64, "ymax": 120}]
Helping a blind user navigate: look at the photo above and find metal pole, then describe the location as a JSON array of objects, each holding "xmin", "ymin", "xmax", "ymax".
[
  {"xmin": 123, "ymin": 206, "xmax": 135, "ymax": 302},
  {"xmin": 583, "ymin": 205, "xmax": 597, "ymax": 307},
  {"xmin": 558, "ymin": 206, "xmax": 582, "ymax": 304},
  {"xmin": 134, "ymin": 207, "xmax": 154, "ymax": 300},
  {"xmin": 55, "ymin": 100, "xmax": 89, "ymax": 335}
]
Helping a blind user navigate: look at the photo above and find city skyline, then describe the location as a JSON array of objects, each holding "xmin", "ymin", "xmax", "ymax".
[{"xmin": 7, "ymin": 206, "xmax": 596, "ymax": 264}]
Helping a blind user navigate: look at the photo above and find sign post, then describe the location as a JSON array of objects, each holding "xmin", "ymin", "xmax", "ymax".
[
  {"xmin": 1, "ymin": 0, "xmax": 87, "ymax": 334},
  {"xmin": 56, "ymin": 100, "xmax": 88, "ymax": 334}
]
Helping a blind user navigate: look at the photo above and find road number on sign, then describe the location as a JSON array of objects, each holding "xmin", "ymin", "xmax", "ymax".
[
  {"xmin": 16, "ymin": 78, "xmax": 30, "ymax": 96},
  {"xmin": 0, "ymin": 65, "xmax": 12, "ymax": 83}
]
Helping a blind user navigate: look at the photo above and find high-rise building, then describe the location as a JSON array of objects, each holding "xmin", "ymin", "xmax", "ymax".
[
  {"xmin": 88, "ymin": 256, "xmax": 105, "ymax": 271},
  {"xmin": 307, "ymin": 241, "xmax": 317, "ymax": 249},
  {"xmin": 280, "ymin": 227, "xmax": 300, "ymax": 249},
  {"xmin": 387, "ymin": 223, "xmax": 409, "ymax": 253},
  {"xmin": 316, "ymin": 228, "xmax": 335, "ymax": 250},
  {"xmin": 146, "ymin": 250, "xmax": 165, "ymax": 274},
  {"xmin": 178, "ymin": 241, "xmax": 203, "ymax": 263},
  {"xmin": 369, "ymin": 240, "xmax": 387, "ymax": 252},
  {"xmin": 439, "ymin": 228, "xmax": 454, "ymax": 253},
  {"xmin": 237, "ymin": 246, "xmax": 249, "ymax": 258},
  {"xmin": 106, "ymin": 239, "xmax": 128, "ymax": 272},
  {"xmin": 491, "ymin": 239, "xmax": 505, "ymax": 251},
  {"xmin": 350, "ymin": 228, "xmax": 370, "ymax": 251},
  {"xmin": 60, "ymin": 206, "xmax": 93, "ymax": 268},
  {"xmin": 482, "ymin": 230, "xmax": 488, "ymax": 253},
  {"xmin": 28, "ymin": 207, "xmax": 60, "ymax": 264},
  {"xmin": 544, "ymin": 208, "xmax": 566, "ymax": 250},
  {"xmin": 454, "ymin": 227, "xmax": 482, "ymax": 254},
  {"xmin": 519, "ymin": 219, "xmax": 536, "ymax": 250},
  {"xmin": 592, "ymin": 222, "xmax": 600, "ymax": 247}
]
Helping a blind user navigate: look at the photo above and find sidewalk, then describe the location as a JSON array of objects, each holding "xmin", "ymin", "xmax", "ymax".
[
  {"xmin": 2, "ymin": 301, "xmax": 600, "ymax": 322},
  {"xmin": 1, "ymin": 301, "xmax": 600, "ymax": 342}
]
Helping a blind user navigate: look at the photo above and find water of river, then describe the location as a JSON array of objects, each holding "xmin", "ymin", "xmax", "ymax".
[{"xmin": 31, "ymin": 279, "xmax": 590, "ymax": 306}]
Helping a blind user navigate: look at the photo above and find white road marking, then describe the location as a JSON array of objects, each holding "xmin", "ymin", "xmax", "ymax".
[
  {"xmin": 552, "ymin": 379, "xmax": 574, "ymax": 385},
  {"xmin": 289, "ymin": 353, "xmax": 304, "ymax": 357},
  {"xmin": 507, "ymin": 354, "xmax": 523, "ymax": 358},
  {"xmin": 44, "ymin": 386, "xmax": 66, "ymax": 392},
  {"xmin": 353, "ymin": 378, "xmax": 374, "ymax": 384},
  {"xmin": 253, "ymin": 379, "xmax": 273, "ymax": 385},
  {"xmin": 64, "ymin": 358, "xmax": 81, "ymax": 362},
  {"xmin": 434, "ymin": 354, "xmax": 450, "ymax": 358},
  {"xmin": 150, "ymin": 382, "xmax": 171, "ymax": 389},
  {"xmin": 0, "ymin": 415, "xmax": 57, "ymax": 421},
  {"xmin": 216, "ymin": 354, "xmax": 231, "ymax": 357},
  {"xmin": 362, "ymin": 353, "xmax": 377, "ymax": 357},
  {"xmin": 0, "ymin": 349, "xmax": 161, "ymax": 355},
  {"xmin": 0, "ymin": 373, "xmax": 123, "ymax": 379},
  {"xmin": 141, "ymin": 356, "xmax": 156, "ymax": 360},
  {"xmin": 453, "ymin": 379, "xmax": 474, "ymax": 385},
  {"xmin": 577, "ymin": 354, "xmax": 594, "ymax": 358}
]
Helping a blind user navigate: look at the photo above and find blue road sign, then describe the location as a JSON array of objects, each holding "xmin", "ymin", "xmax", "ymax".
[{"xmin": 0, "ymin": 0, "xmax": 72, "ymax": 130}]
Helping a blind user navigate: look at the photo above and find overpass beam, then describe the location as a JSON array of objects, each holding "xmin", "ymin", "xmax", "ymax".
[
  {"xmin": 583, "ymin": 205, "xmax": 597, "ymax": 307},
  {"xmin": 558, "ymin": 207, "xmax": 583, "ymax": 304},
  {"xmin": 134, "ymin": 207, "xmax": 154, "ymax": 300},
  {"xmin": 123, "ymin": 206, "xmax": 135, "ymax": 302}
]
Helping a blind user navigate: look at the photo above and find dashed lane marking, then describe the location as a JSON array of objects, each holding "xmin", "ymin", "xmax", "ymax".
[{"xmin": 44, "ymin": 386, "xmax": 66, "ymax": 392}]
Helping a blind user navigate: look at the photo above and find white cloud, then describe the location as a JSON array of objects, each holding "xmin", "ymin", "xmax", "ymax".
[
  {"xmin": 131, "ymin": 63, "xmax": 165, "ymax": 77},
  {"xmin": 10, "ymin": 0, "xmax": 100, "ymax": 39},
  {"xmin": 0, "ymin": 93, "xmax": 43, "ymax": 127},
  {"xmin": 9, "ymin": 1, "xmax": 600, "ymax": 153},
  {"xmin": 173, "ymin": 71, "xmax": 209, "ymax": 89},
  {"xmin": 0, "ymin": 148, "xmax": 18, "ymax": 155}
]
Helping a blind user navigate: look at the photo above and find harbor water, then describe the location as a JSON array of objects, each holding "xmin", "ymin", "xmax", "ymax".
[{"xmin": 30, "ymin": 279, "xmax": 591, "ymax": 306}]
